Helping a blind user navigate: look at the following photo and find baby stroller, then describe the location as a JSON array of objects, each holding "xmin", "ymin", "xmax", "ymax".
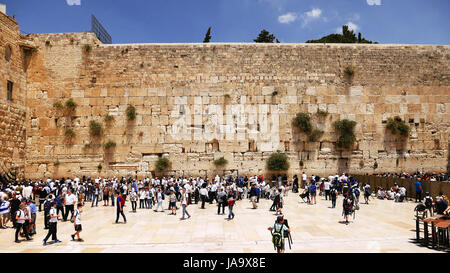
[{"xmin": 299, "ymin": 189, "xmax": 310, "ymax": 203}]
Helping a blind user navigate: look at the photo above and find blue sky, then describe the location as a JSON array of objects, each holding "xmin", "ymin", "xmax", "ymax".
[{"xmin": 2, "ymin": 0, "xmax": 449, "ymax": 44}]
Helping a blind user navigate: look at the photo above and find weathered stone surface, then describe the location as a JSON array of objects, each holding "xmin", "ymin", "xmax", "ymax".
[{"xmin": 0, "ymin": 12, "xmax": 449, "ymax": 180}]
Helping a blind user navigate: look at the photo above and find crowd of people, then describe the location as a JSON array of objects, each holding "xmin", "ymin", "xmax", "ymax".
[
  {"xmin": 370, "ymin": 171, "xmax": 449, "ymax": 182},
  {"xmin": 0, "ymin": 171, "xmax": 448, "ymax": 252}
]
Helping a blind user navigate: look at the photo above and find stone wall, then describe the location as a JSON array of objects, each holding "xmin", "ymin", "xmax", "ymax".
[
  {"xmin": 11, "ymin": 31, "xmax": 450, "ymax": 179},
  {"xmin": 0, "ymin": 11, "xmax": 28, "ymax": 179}
]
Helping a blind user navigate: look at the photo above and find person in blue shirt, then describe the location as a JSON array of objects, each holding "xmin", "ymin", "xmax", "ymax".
[
  {"xmin": 27, "ymin": 200, "xmax": 37, "ymax": 235},
  {"xmin": 414, "ymin": 178, "xmax": 422, "ymax": 202},
  {"xmin": 309, "ymin": 180, "xmax": 317, "ymax": 205}
]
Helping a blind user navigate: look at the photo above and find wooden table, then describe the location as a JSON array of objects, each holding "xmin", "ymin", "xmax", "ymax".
[
  {"xmin": 435, "ymin": 220, "xmax": 450, "ymax": 249},
  {"xmin": 423, "ymin": 216, "xmax": 449, "ymax": 248}
]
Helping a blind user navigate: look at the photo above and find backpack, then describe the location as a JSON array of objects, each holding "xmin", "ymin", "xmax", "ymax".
[
  {"xmin": 120, "ymin": 196, "xmax": 125, "ymax": 207},
  {"xmin": 344, "ymin": 198, "xmax": 352, "ymax": 211},
  {"xmin": 424, "ymin": 197, "xmax": 432, "ymax": 208},
  {"xmin": 272, "ymin": 223, "xmax": 284, "ymax": 248}
]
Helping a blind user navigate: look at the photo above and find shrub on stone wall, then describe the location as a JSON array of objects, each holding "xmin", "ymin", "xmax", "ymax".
[
  {"xmin": 53, "ymin": 160, "xmax": 60, "ymax": 167},
  {"xmin": 97, "ymin": 164, "xmax": 102, "ymax": 170},
  {"xmin": 64, "ymin": 98, "xmax": 77, "ymax": 114},
  {"xmin": 266, "ymin": 153, "xmax": 289, "ymax": 171},
  {"xmin": 126, "ymin": 105, "xmax": 136, "ymax": 121},
  {"xmin": 293, "ymin": 113, "xmax": 312, "ymax": 134},
  {"xmin": 214, "ymin": 157, "xmax": 228, "ymax": 166},
  {"xmin": 155, "ymin": 156, "xmax": 170, "ymax": 171},
  {"xmin": 308, "ymin": 129, "xmax": 324, "ymax": 142},
  {"xmin": 104, "ymin": 114, "xmax": 115, "ymax": 124},
  {"xmin": 386, "ymin": 116, "xmax": 410, "ymax": 138},
  {"xmin": 344, "ymin": 66, "xmax": 354, "ymax": 77},
  {"xmin": 89, "ymin": 120, "xmax": 102, "ymax": 137},
  {"xmin": 64, "ymin": 128, "xmax": 76, "ymax": 138},
  {"xmin": 53, "ymin": 101, "xmax": 64, "ymax": 110},
  {"xmin": 104, "ymin": 140, "xmax": 116, "ymax": 150},
  {"xmin": 317, "ymin": 109, "xmax": 329, "ymax": 117},
  {"xmin": 84, "ymin": 44, "xmax": 92, "ymax": 53},
  {"xmin": 333, "ymin": 119, "xmax": 357, "ymax": 149}
]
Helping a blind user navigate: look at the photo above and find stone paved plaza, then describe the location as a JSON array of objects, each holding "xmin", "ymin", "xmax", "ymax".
[{"xmin": 0, "ymin": 192, "xmax": 440, "ymax": 253}]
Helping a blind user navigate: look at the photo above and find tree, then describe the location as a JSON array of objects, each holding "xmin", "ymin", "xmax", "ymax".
[
  {"xmin": 203, "ymin": 27, "xmax": 212, "ymax": 43},
  {"xmin": 254, "ymin": 29, "xmax": 276, "ymax": 43},
  {"xmin": 306, "ymin": 25, "xmax": 375, "ymax": 44}
]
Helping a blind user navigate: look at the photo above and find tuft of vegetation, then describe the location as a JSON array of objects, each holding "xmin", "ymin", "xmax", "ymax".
[
  {"xmin": 53, "ymin": 101, "xmax": 64, "ymax": 110},
  {"xmin": 374, "ymin": 161, "xmax": 378, "ymax": 169},
  {"xmin": 155, "ymin": 156, "xmax": 170, "ymax": 171},
  {"xmin": 293, "ymin": 113, "xmax": 312, "ymax": 134},
  {"xmin": 53, "ymin": 160, "xmax": 60, "ymax": 167},
  {"xmin": 104, "ymin": 140, "xmax": 116, "ymax": 150},
  {"xmin": 64, "ymin": 128, "xmax": 76, "ymax": 138},
  {"xmin": 126, "ymin": 105, "xmax": 136, "ymax": 121},
  {"xmin": 333, "ymin": 119, "xmax": 357, "ymax": 149},
  {"xmin": 84, "ymin": 44, "xmax": 92, "ymax": 53},
  {"xmin": 272, "ymin": 90, "xmax": 278, "ymax": 96},
  {"xmin": 65, "ymin": 98, "xmax": 77, "ymax": 112},
  {"xmin": 89, "ymin": 120, "xmax": 102, "ymax": 137},
  {"xmin": 317, "ymin": 109, "xmax": 329, "ymax": 117},
  {"xmin": 299, "ymin": 160, "xmax": 304, "ymax": 168},
  {"xmin": 214, "ymin": 157, "xmax": 228, "ymax": 166},
  {"xmin": 344, "ymin": 66, "xmax": 354, "ymax": 77},
  {"xmin": 386, "ymin": 116, "xmax": 410, "ymax": 138},
  {"xmin": 308, "ymin": 129, "xmax": 324, "ymax": 142},
  {"xmin": 104, "ymin": 114, "xmax": 115, "ymax": 123},
  {"xmin": 266, "ymin": 153, "xmax": 289, "ymax": 171},
  {"xmin": 97, "ymin": 164, "xmax": 102, "ymax": 170},
  {"xmin": 224, "ymin": 94, "xmax": 231, "ymax": 99},
  {"xmin": 83, "ymin": 143, "xmax": 91, "ymax": 150},
  {"xmin": 45, "ymin": 40, "xmax": 51, "ymax": 46}
]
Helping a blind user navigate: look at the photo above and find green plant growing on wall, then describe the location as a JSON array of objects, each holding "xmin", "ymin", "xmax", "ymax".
[
  {"xmin": 53, "ymin": 160, "xmax": 60, "ymax": 167},
  {"xmin": 97, "ymin": 164, "xmax": 102, "ymax": 171},
  {"xmin": 89, "ymin": 120, "xmax": 102, "ymax": 137},
  {"xmin": 214, "ymin": 157, "xmax": 228, "ymax": 166},
  {"xmin": 84, "ymin": 44, "xmax": 92, "ymax": 53},
  {"xmin": 317, "ymin": 109, "xmax": 329, "ymax": 117},
  {"xmin": 45, "ymin": 40, "xmax": 51, "ymax": 46},
  {"xmin": 126, "ymin": 105, "xmax": 136, "ymax": 121},
  {"xmin": 104, "ymin": 140, "xmax": 116, "ymax": 150},
  {"xmin": 64, "ymin": 98, "xmax": 77, "ymax": 114},
  {"xmin": 64, "ymin": 128, "xmax": 76, "ymax": 138},
  {"xmin": 53, "ymin": 101, "xmax": 64, "ymax": 110},
  {"xmin": 272, "ymin": 90, "xmax": 278, "ymax": 96},
  {"xmin": 308, "ymin": 129, "xmax": 324, "ymax": 142},
  {"xmin": 299, "ymin": 160, "xmax": 304, "ymax": 168},
  {"xmin": 266, "ymin": 153, "xmax": 289, "ymax": 171},
  {"xmin": 386, "ymin": 116, "xmax": 410, "ymax": 138},
  {"xmin": 333, "ymin": 119, "xmax": 357, "ymax": 149},
  {"xmin": 293, "ymin": 113, "xmax": 312, "ymax": 134},
  {"xmin": 155, "ymin": 156, "xmax": 170, "ymax": 171},
  {"xmin": 104, "ymin": 114, "xmax": 115, "ymax": 124},
  {"xmin": 344, "ymin": 66, "xmax": 354, "ymax": 77},
  {"xmin": 83, "ymin": 144, "xmax": 91, "ymax": 150},
  {"xmin": 374, "ymin": 161, "xmax": 378, "ymax": 169}
]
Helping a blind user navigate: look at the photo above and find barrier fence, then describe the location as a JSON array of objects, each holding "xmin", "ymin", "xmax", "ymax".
[{"xmin": 352, "ymin": 175, "xmax": 450, "ymax": 200}]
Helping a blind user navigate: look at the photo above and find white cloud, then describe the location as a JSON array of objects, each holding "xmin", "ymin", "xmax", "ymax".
[
  {"xmin": 301, "ymin": 8, "xmax": 323, "ymax": 27},
  {"xmin": 66, "ymin": 0, "xmax": 81, "ymax": 6},
  {"xmin": 278, "ymin": 12, "xmax": 297, "ymax": 24},
  {"xmin": 366, "ymin": 0, "xmax": 381, "ymax": 6}
]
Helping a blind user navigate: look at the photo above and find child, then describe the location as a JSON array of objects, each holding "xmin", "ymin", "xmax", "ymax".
[{"xmin": 71, "ymin": 203, "xmax": 83, "ymax": 241}]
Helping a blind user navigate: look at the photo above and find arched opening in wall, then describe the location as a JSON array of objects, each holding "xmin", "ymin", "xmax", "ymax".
[{"xmin": 5, "ymin": 45, "xmax": 12, "ymax": 62}]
